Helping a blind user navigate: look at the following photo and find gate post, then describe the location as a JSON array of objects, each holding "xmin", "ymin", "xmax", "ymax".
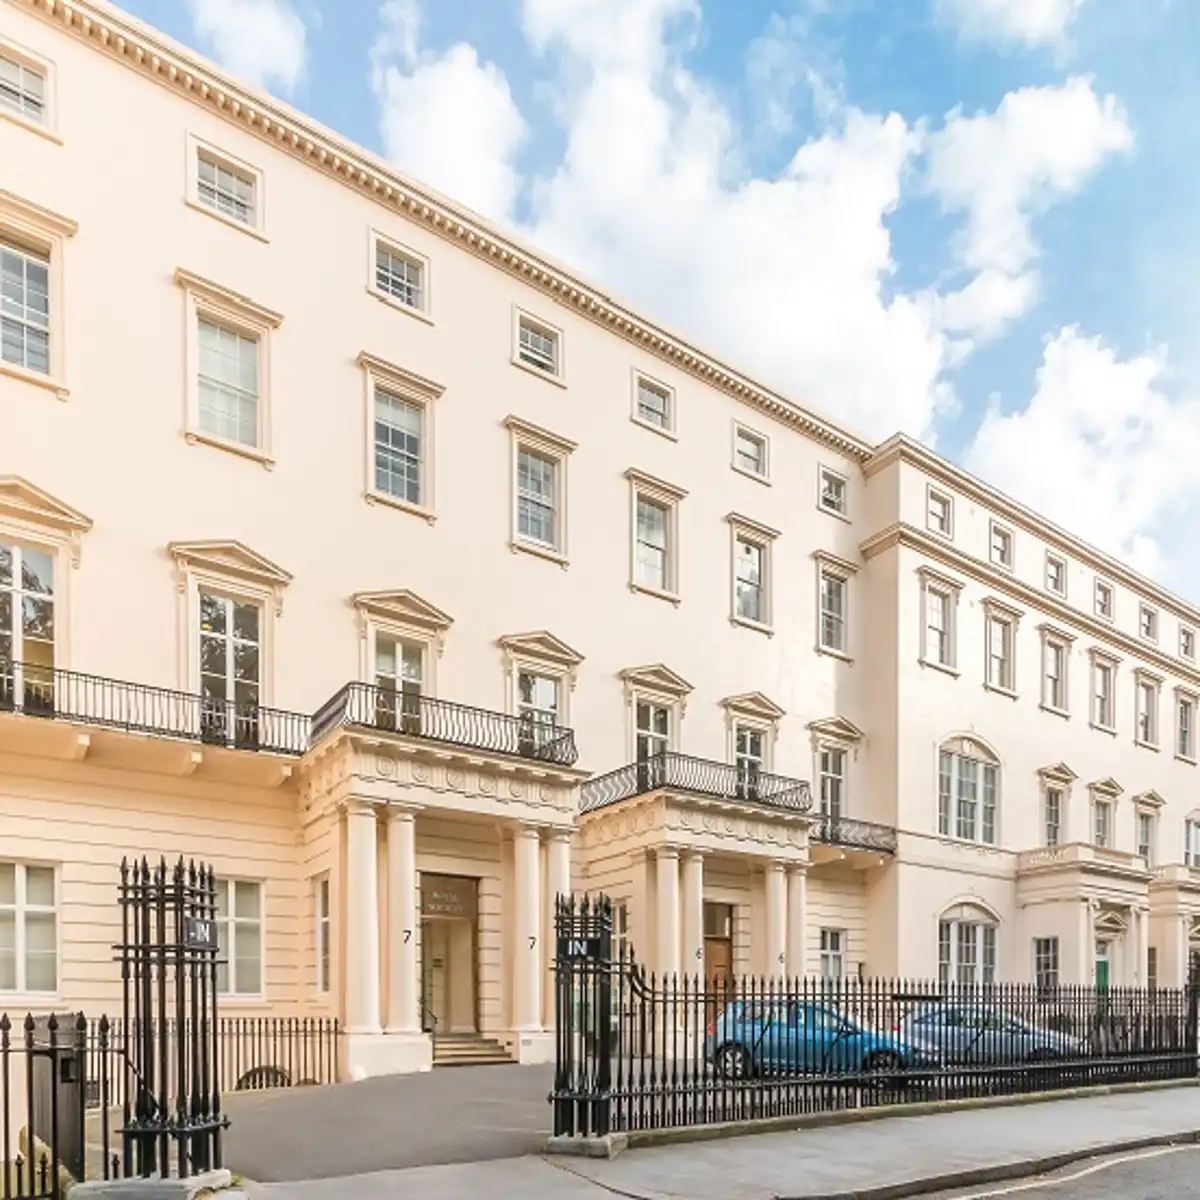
[{"xmin": 592, "ymin": 897, "xmax": 613, "ymax": 1139}]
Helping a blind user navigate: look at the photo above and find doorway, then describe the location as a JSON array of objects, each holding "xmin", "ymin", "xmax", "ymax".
[
  {"xmin": 703, "ymin": 902, "xmax": 734, "ymax": 988},
  {"xmin": 420, "ymin": 875, "xmax": 479, "ymax": 1035},
  {"xmin": 1095, "ymin": 939, "xmax": 1111, "ymax": 991}
]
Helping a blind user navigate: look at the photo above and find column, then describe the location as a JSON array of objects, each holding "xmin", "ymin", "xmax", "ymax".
[
  {"xmin": 513, "ymin": 825, "xmax": 543, "ymax": 1031},
  {"xmin": 656, "ymin": 847, "xmax": 681, "ymax": 980},
  {"xmin": 345, "ymin": 800, "xmax": 382, "ymax": 1034},
  {"xmin": 765, "ymin": 861, "xmax": 787, "ymax": 979},
  {"xmin": 385, "ymin": 808, "xmax": 420, "ymax": 1034},
  {"xmin": 681, "ymin": 852, "xmax": 705, "ymax": 980},
  {"xmin": 1179, "ymin": 914, "xmax": 1192, "ymax": 987},
  {"xmin": 787, "ymin": 864, "xmax": 809, "ymax": 980},
  {"xmin": 1077, "ymin": 900, "xmax": 1094, "ymax": 986},
  {"xmin": 543, "ymin": 831, "xmax": 572, "ymax": 1027}
]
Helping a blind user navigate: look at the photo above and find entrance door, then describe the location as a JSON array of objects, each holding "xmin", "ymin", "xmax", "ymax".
[
  {"xmin": 421, "ymin": 921, "xmax": 448, "ymax": 1032},
  {"xmin": 419, "ymin": 874, "xmax": 479, "ymax": 1035},
  {"xmin": 1095, "ymin": 940, "xmax": 1111, "ymax": 990},
  {"xmin": 703, "ymin": 902, "xmax": 734, "ymax": 989}
]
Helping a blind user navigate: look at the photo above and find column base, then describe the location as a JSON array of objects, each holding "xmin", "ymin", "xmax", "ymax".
[
  {"xmin": 507, "ymin": 1028, "xmax": 554, "ymax": 1064},
  {"xmin": 344, "ymin": 1030, "xmax": 433, "ymax": 1080}
]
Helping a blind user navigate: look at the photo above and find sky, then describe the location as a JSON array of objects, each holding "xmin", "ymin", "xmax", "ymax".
[{"xmin": 119, "ymin": 0, "xmax": 1200, "ymax": 600}]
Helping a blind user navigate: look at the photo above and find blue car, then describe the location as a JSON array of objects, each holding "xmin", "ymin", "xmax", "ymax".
[
  {"xmin": 707, "ymin": 1000, "xmax": 936, "ymax": 1079},
  {"xmin": 898, "ymin": 1004, "xmax": 1084, "ymax": 1064}
]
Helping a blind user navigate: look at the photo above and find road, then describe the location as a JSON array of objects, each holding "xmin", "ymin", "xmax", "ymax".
[{"xmin": 931, "ymin": 1143, "xmax": 1200, "ymax": 1199}]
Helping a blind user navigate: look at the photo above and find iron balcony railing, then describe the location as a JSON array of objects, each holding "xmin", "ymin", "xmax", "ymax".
[
  {"xmin": 312, "ymin": 680, "xmax": 580, "ymax": 767},
  {"xmin": 812, "ymin": 812, "xmax": 898, "ymax": 854},
  {"xmin": 0, "ymin": 658, "xmax": 310, "ymax": 755},
  {"xmin": 580, "ymin": 751, "xmax": 812, "ymax": 814}
]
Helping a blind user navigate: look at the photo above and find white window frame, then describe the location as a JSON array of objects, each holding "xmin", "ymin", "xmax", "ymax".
[
  {"xmin": 1043, "ymin": 784, "xmax": 1063, "ymax": 847},
  {"xmin": 819, "ymin": 929, "xmax": 845, "ymax": 980},
  {"xmin": 1135, "ymin": 672, "xmax": 1161, "ymax": 749},
  {"xmin": 315, "ymin": 874, "xmax": 331, "ymax": 994},
  {"xmin": 926, "ymin": 486, "xmax": 953, "ymax": 538},
  {"xmin": 360, "ymin": 352, "xmax": 444, "ymax": 521},
  {"xmin": 215, "ymin": 877, "xmax": 265, "ymax": 999},
  {"xmin": 917, "ymin": 568, "xmax": 962, "ymax": 674},
  {"xmin": 938, "ymin": 744, "xmax": 1000, "ymax": 846},
  {"xmin": 352, "ymin": 589, "xmax": 451, "ymax": 701},
  {"xmin": 177, "ymin": 269, "xmax": 281, "ymax": 466},
  {"xmin": 506, "ymin": 416, "xmax": 576, "ymax": 566},
  {"xmin": 185, "ymin": 133, "xmax": 266, "ymax": 240},
  {"xmin": 731, "ymin": 422, "xmax": 770, "ymax": 483},
  {"xmin": 1185, "ymin": 818, "xmax": 1200, "ymax": 868},
  {"xmin": 817, "ymin": 466, "xmax": 849, "ymax": 520},
  {"xmin": 635, "ymin": 697, "xmax": 674, "ymax": 761},
  {"xmin": 989, "ymin": 521, "xmax": 1013, "ymax": 570},
  {"xmin": 1094, "ymin": 579, "xmax": 1114, "ymax": 621},
  {"xmin": 512, "ymin": 306, "xmax": 565, "ymax": 386},
  {"xmin": 0, "ymin": 192, "xmax": 76, "ymax": 397},
  {"xmin": 728, "ymin": 514, "xmax": 778, "ymax": 634},
  {"xmin": 1033, "ymin": 937, "xmax": 1059, "ymax": 990},
  {"xmin": 1136, "ymin": 807, "xmax": 1157, "ymax": 866},
  {"xmin": 197, "ymin": 587, "xmax": 263, "ymax": 743},
  {"xmin": 1177, "ymin": 687, "xmax": 1198, "ymax": 763},
  {"xmin": 0, "ymin": 37, "xmax": 57, "ymax": 141},
  {"xmin": 817, "ymin": 744, "xmax": 847, "ymax": 820},
  {"xmin": 630, "ymin": 369, "xmax": 676, "ymax": 439},
  {"xmin": 499, "ymin": 632, "xmax": 582, "ymax": 731},
  {"xmin": 368, "ymin": 229, "xmax": 432, "ymax": 322},
  {"xmin": 983, "ymin": 605, "xmax": 1018, "ymax": 696},
  {"xmin": 1139, "ymin": 604, "xmax": 1159, "ymax": 644},
  {"xmin": 1092, "ymin": 797, "xmax": 1112, "ymax": 848},
  {"xmin": 1182, "ymin": 626, "xmax": 1196, "ymax": 662},
  {"xmin": 1044, "ymin": 552, "xmax": 1067, "ymax": 598},
  {"xmin": 626, "ymin": 469, "xmax": 686, "ymax": 604},
  {"xmin": 1089, "ymin": 649, "xmax": 1119, "ymax": 733},
  {"xmin": 0, "ymin": 860, "xmax": 58, "ymax": 996},
  {"xmin": 815, "ymin": 552, "xmax": 856, "ymax": 660},
  {"xmin": 621, "ymin": 664, "xmax": 692, "ymax": 763},
  {"xmin": 938, "ymin": 916, "xmax": 996, "ymax": 986},
  {"xmin": 1038, "ymin": 625, "xmax": 1073, "ymax": 715}
]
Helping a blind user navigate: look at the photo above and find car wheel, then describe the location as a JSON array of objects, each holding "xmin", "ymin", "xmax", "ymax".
[
  {"xmin": 1028, "ymin": 1048, "xmax": 1058, "ymax": 1063},
  {"xmin": 715, "ymin": 1044, "xmax": 753, "ymax": 1079},
  {"xmin": 861, "ymin": 1051, "xmax": 901, "ymax": 1084}
]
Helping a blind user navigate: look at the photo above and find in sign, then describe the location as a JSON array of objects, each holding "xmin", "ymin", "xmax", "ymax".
[{"xmin": 184, "ymin": 916, "xmax": 218, "ymax": 951}]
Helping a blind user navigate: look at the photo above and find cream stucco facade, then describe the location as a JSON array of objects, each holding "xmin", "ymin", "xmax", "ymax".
[{"xmin": 4, "ymin": 0, "xmax": 1200, "ymax": 1081}]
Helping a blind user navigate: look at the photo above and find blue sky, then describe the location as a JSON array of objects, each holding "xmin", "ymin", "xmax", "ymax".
[{"xmin": 122, "ymin": 0, "xmax": 1200, "ymax": 597}]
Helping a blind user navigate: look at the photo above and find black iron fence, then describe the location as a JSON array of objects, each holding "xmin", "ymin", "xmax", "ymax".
[
  {"xmin": 580, "ymin": 752, "xmax": 813, "ymax": 813},
  {"xmin": 552, "ymin": 895, "xmax": 1200, "ymax": 1139},
  {"xmin": 0, "ymin": 660, "xmax": 309, "ymax": 755},
  {"xmin": 312, "ymin": 680, "xmax": 579, "ymax": 766}
]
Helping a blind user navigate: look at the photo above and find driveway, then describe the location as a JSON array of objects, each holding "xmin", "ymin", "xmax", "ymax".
[{"xmin": 222, "ymin": 1064, "xmax": 554, "ymax": 1182}]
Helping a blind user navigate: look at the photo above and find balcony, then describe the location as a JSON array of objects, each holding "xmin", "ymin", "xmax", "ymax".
[
  {"xmin": 810, "ymin": 813, "xmax": 897, "ymax": 855},
  {"xmin": 580, "ymin": 751, "xmax": 812, "ymax": 814},
  {"xmin": 0, "ymin": 659, "xmax": 310, "ymax": 755},
  {"xmin": 311, "ymin": 681, "xmax": 580, "ymax": 768}
]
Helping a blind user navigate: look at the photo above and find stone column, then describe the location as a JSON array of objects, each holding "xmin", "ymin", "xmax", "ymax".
[
  {"xmin": 765, "ymin": 861, "xmax": 787, "ymax": 979},
  {"xmin": 543, "ymin": 831, "xmax": 572, "ymax": 1026},
  {"xmin": 656, "ymin": 847, "xmax": 681, "ymax": 980},
  {"xmin": 344, "ymin": 800, "xmax": 382, "ymax": 1034},
  {"xmin": 385, "ymin": 807, "xmax": 420, "ymax": 1034},
  {"xmin": 513, "ymin": 824, "xmax": 543, "ymax": 1032},
  {"xmin": 681, "ymin": 852, "xmax": 705, "ymax": 980},
  {"xmin": 1179, "ymin": 914, "xmax": 1192, "ymax": 987},
  {"xmin": 1077, "ymin": 900, "xmax": 1094, "ymax": 986},
  {"xmin": 787, "ymin": 864, "xmax": 809, "ymax": 980}
]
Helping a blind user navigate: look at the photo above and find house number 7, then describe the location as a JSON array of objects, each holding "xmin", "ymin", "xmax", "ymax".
[
  {"xmin": 529, "ymin": 936, "xmax": 537, "ymax": 950},
  {"xmin": 404, "ymin": 929, "xmax": 412, "ymax": 943}
]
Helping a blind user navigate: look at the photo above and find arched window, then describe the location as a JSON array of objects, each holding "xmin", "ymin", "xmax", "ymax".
[
  {"xmin": 938, "ymin": 902, "xmax": 998, "ymax": 986},
  {"xmin": 938, "ymin": 736, "xmax": 999, "ymax": 845}
]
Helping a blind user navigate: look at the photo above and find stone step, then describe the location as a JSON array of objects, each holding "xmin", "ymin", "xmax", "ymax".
[{"xmin": 432, "ymin": 1035, "xmax": 513, "ymax": 1067}]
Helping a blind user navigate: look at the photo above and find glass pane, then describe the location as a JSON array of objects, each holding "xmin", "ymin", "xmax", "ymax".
[
  {"xmin": 199, "ymin": 635, "xmax": 226, "ymax": 678},
  {"xmin": 234, "ymin": 642, "xmax": 259, "ymax": 684},
  {"xmin": 235, "ymin": 922, "xmax": 262, "ymax": 993},
  {"xmin": 21, "ymin": 548, "xmax": 53, "ymax": 595},
  {"xmin": 200, "ymin": 592, "xmax": 226, "ymax": 635},
  {"xmin": 0, "ymin": 543, "xmax": 10, "ymax": 587},
  {"xmin": 25, "ymin": 866, "xmax": 53, "ymax": 907},
  {"xmin": 376, "ymin": 636, "xmax": 396, "ymax": 676},
  {"xmin": 24, "ymin": 910, "xmax": 55, "ymax": 953},
  {"xmin": 234, "ymin": 881, "xmax": 261, "ymax": 919},
  {"xmin": 233, "ymin": 602, "xmax": 259, "ymax": 643},
  {"xmin": 215, "ymin": 879, "xmax": 230, "ymax": 918},
  {"xmin": 0, "ymin": 863, "xmax": 14, "ymax": 906}
]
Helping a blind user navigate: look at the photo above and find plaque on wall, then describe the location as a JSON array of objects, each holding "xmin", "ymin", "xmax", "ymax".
[{"xmin": 421, "ymin": 874, "xmax": 478, "ymax": 920}]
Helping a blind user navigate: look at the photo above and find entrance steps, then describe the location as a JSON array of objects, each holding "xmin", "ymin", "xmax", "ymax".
[{"xmin": 432, "ymin": 1033, "xmax": 514, "ymax": 1067}]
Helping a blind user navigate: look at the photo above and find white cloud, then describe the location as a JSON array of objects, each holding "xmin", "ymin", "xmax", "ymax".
[
  {"xmin": 185, "ymin": 0, "xmax": 308, "ymax": 94},
  {"xmin": 370, "ymin": 0, "xmax": 527, "ymax": 222},
  {"xmin": 965, "ymin": 327, "xmax": 1200, "ymax": 581},
  {"xmin": 937, "ymin": 0, "xmax": 1087, "ymax": 49},
  {"xmin": 927, "ymin": 78, "xmax": 1132, "ymax": 339}
]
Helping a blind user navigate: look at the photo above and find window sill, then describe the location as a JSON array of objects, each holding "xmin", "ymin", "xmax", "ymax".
[
  {"xmin": 1089, "ymin": 721, "xmax": 1118, "ymax": 737},
  {"xmin": 631, "ymin": 414, "xmax": 678, "ymax": 441},
  {"xmin": 925, "ymin": 525, "xmax": 953, "ymax": 541},
  {"xmin": 1176, "ymin": 752, "xmax": 1197, "ymax": 766},
  {"xmin": 817, "ymin": 502, "xmax": 851, "ymax": 523},
  {"xmin": 184, "ymin": 196, "xmax": 269, "ymax": 243},
  {"xmin": 0, "ymin": 991, "xmax": 62, "ymax": 1007},
  {"xmin": 630, "ymin": 581, "xmax": 681, "ymax": 607},
  {"xmin": 0, "ymin": 108, "xmax": 62, "ymax": 144},
  {"xmin": 511, "ymin": 538, "xmax": 569, "ymax": 569},
  {"xmin": 218, "ymin": 996, "xmax": 270, "ymax": 1008},
  {"xmin": 365, "ymin": 489, "xmax": 436, "ymax": 524},
  {"xmin": 731, "ymin": 463, "xmax": 771, "ymax": 486},
  {"xmin": 989, "ymin": 559, "xmax": 1014, "ymax": 573},
  {"xmin": 511, "ymin": 355, "xmax": 568, "ymax": 389},
  {"xmin": 1039, "ymin": 702, "xmax": 1070, "ymax": 720},
  {"xmin": 919, "ymin": 657, "xmax": 959, "ymax": 678},
  {"xmin": 1044, "ymin": 588, "xmax": 1068, "ymax": 602},
  {"xmin": 816, "ymin": 644, "xmax": 853, "ymax": 664},
  {"xmin": 936, "ymin": 833, "xmax": 1000, "ymax": 852},
  {"xmin": 186, "ymin": 429, "xmax": 275, "ymax": 469},
  {"xmin": 983, "ymin": 681, "xmax": 1018, "ymax": 700},
  {"xmin": 2, "ymin": 360, "xmax": 68, "ymax": 400},
  {"xmin": 731, "ymin": 614, "xmax": 774, "ymax": 637},
  {"xmin": 1135, "ymin": 738, "xmax": 1161, "ymax": 753},
  {"xmin": 367, "ymin": 284, "xmax": 434, "ymax": 325}
]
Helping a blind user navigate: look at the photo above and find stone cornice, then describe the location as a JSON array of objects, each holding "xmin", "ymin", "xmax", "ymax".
[
  {"xmin": 861, "ymin": 522, "xmax": 1200, "ymax": 690},
  {"xmin": 866, "ymin": 436, "xmax": 1200, "ymax": 631},
  {"xmin": 24, "ymin": 0, "xmax": 872, "ymax": 464}
]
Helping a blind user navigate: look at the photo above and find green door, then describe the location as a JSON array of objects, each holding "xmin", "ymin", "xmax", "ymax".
[{"xmin": 1094, "ymin": 943, "xmax": 1110, "ymax": 990}]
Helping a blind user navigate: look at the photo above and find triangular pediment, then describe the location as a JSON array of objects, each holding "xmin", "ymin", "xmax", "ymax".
[
  {"xmin": 723, "ymin": 691, "xmax": 786, "ymax": 721},
  {"xmin": 1088, "ymin": 776, "xmax": 1124, "ymax": 799},
  {"xmin": 353, "ymin": 589, "xmax": 453, "ymax": 633},
  {"xmin": 807, "ymin": 715, "xmax": 865, "ymax": 743},
  {"xmin": 168, "ymin": 540, "xmax": 292, "ymax": 588},
  {"xmin": 0, "ymin": 476, "xmax": 92, "ymax": 534},
  {"xmin": 1038, "ymin": 761, "xmax": 1078, "ymax": 783},
  {"xmin": 498, "ymin": 630, "xmax": 585, "ymax": 668},
  {"xmin": 1135, "ymin": 789, "xmax": 1166, "ymax": 810},
  {"xmin": 619, "ymin": 663, "xmax": 693, "ymax": 698}
]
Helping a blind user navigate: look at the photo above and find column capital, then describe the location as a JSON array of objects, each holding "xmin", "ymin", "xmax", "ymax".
[
  {"xmin": 656, "ymin": 844, "xmax": 681, "ymax": 861},
  {"xmin": 766, "ymin": 858, "xmax": 787, "ymax": 874},
  {"xmin": 341, "ymin": 796, "xmax": 382, "ymax": 819},
  {"xmin": 385, "ymin": 802, "xmax": 421, "ymax": 824},
  {"xmin": 787, "ymin": 861, "xmax": 809, "ymax": 878},
  {"xmin": 682, "ymin": 848, "xmax": 706, "ymax": 863},
  {"xmin": 512, "ymin": 821, "xmax": 543, "ymax": 840},
  {"xmin": 545, "ymin": 828, "xmax": 573, "ymax": 845}
]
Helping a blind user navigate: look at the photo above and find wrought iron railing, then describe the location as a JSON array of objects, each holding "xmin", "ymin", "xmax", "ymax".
[
  {"xmin": 580, "ymin": 751, "xmax": 812, "ymax": 813},
  {"xmin": 312, "ymin": 681, "xmax": 580, "ymax": 767},
  {"xmin": 0, "ymin": 659, "xmax": 310, "ymax": 755},
  {"xmin": 812, "ymin": 813, "xmax": 898, "ymax": 854}
]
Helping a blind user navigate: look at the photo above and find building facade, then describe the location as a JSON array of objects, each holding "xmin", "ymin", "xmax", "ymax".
[{"xmin": 3, "ymin": 0, "xmax": 1200, "ymax": 1079}]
